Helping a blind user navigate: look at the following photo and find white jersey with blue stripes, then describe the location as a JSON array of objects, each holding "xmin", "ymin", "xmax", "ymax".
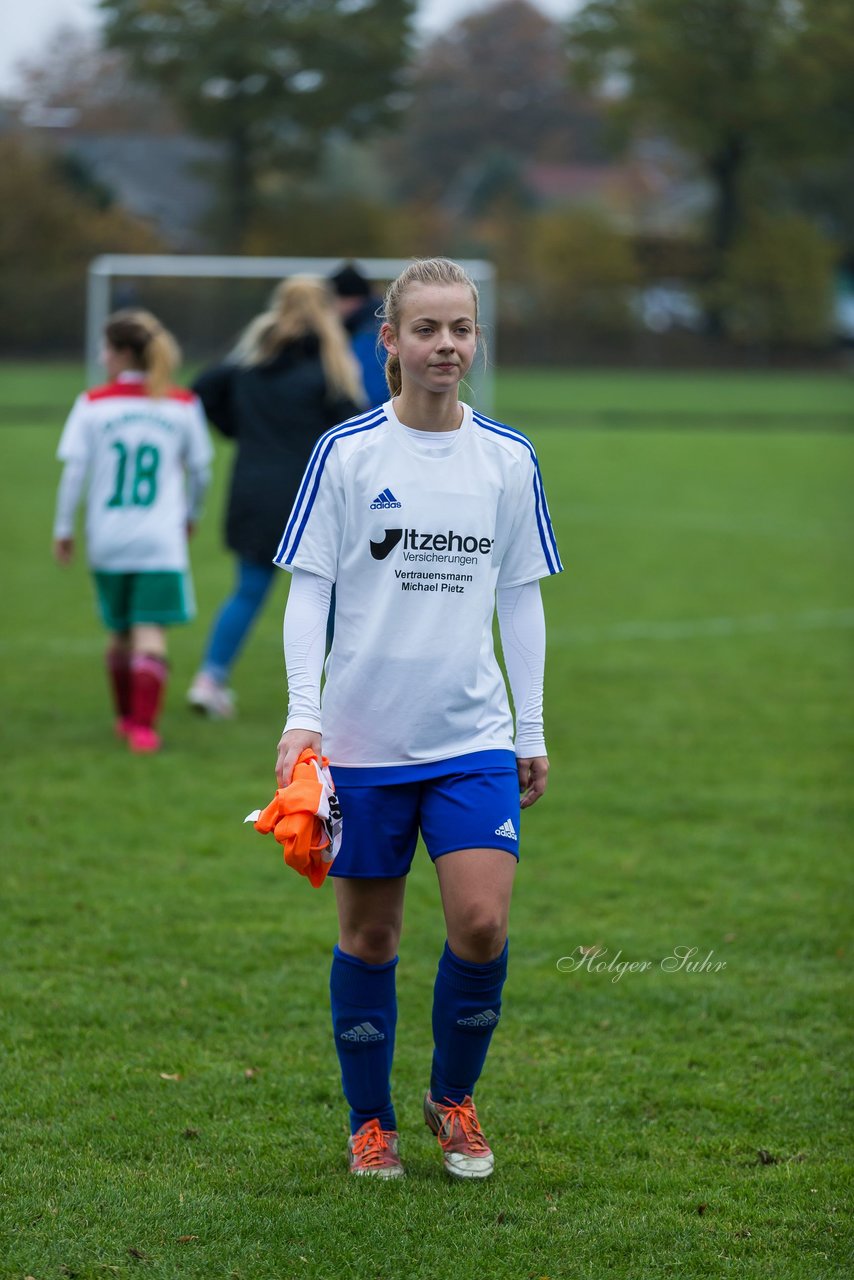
[{"xmin": 274, "ymin": 399, "xmax": 562, "ymax": 770}]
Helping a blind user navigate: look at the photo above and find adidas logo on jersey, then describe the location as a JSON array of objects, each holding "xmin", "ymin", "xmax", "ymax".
[
  {"xmin": 495, "ymin": 818, "xmax": 517, "ymax": 840},
  {"xmin": 340, "ymin": 1022, "xmax": 385, "ymax": 1043},
  {"xmin": 456, "ymin": 1008, "xmax": 500, "ymax": 1028},
  {"xmin": 370, "ymin": 488, "xmax": 402, "ymax": 510}
]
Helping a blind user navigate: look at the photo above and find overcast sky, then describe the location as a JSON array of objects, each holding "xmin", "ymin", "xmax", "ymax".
[{"xmin": 0, "ymin": 0, "xmax": 582, "ymax": 94}]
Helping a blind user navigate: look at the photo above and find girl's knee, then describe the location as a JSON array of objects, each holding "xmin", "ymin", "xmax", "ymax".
[
  {"xmin": 450, "ymin": 908, "xmax": 507, "ymax": 963},
  {"xmin": 340, "ymin": 921, "xmax": 400, "ymax": 965}
]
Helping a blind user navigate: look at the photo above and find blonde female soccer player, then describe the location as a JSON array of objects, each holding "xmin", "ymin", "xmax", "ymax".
[
  {"xmin": 186, "ymin": 277, "xmax": 363, "ymax": 719},
  {"xmin": 273, "ymin": 259, "xmax": 562, "ymax": 1178},
  {"xmin": 53, "ymin": 310, "xmax": 212, "ymax": 753}
]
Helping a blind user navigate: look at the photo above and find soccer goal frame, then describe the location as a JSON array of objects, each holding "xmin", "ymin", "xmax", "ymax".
[{"xmin": 86, "ymin": 254, "xmax": 497, "ymax": 412}]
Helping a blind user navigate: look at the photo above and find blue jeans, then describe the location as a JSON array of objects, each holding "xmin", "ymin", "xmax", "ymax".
[{"xmin": 202, "ymin": 558, "xmax": 276, "ymax": 683}]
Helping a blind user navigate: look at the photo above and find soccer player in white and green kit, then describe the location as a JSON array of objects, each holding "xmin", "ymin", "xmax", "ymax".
[
  {"xmin": 274, "ymin": 259, "xmax": 562, "ymax": 1178},
  {"xmin": 53, "ymin": 310, "xmax": 212, "ymax": 752}
]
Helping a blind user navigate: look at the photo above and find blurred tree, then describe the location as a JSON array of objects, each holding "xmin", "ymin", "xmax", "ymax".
[
  {"xmin": 15, "ymin": 25, "xmax": 177, "ymax": 134},
  {"xmin": 567, "ymin": 0, "xmax": 854, "ymax": 329},
  {"xmin": 54, "ymin": 152, "xmax": 115, "ymax": 212},
  {"xmin": 245, "ymin": 193, "xmax": 398, "ymax": 258},
  {"xmin": 99, "ymin": 0, "xmax": 416, "ymax": 249},
  {"xmin": 444, "ymin": 203, "xmax": 638, "ymax": 361},
  {"xmin": 768, "ymin": 0, "xmax": 854, "ymax": 257},
  {"xmin": 0, "ymin": 139, "xmax": 160, "ymax": 353},
  {"xmin": 392, "ymin": 0, "xmax": 605, "ymax": 207},
  {"xmin": 529, "ymin": 209, "xmax": 639, "ymax": 335},
  {"xmin": 716, "ymin": 213, "xmax": 835, "ymax": 345}
]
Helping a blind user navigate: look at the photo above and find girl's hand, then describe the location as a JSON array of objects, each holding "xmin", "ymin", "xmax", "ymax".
[
  {"xmin": 276, "ymin": 728, "xmax": 322, "ymax": 788},
  {"xmin": 53, "ymin": 537, "xmax": 74, "ymax": 565},
  {"xmin": 517, "ymin": 755, "xmax": 549, "ymax": 809}
]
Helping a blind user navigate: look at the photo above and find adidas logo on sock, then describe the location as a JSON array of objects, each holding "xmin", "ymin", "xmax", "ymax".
[
  {"xmin": 494, "ymin": 818, "xmax": 517, "ymax": 840},
  {"xmin": 370, "ymin": 488, "xmax": 402, "ymax": 510},
  {"xmin": 456, "ymin": 1008, "xmax": 500, "ymax": 1028},
  {"xmin": 340, "ymin": 1022, "xmax": 385, "ymax": 1043}
]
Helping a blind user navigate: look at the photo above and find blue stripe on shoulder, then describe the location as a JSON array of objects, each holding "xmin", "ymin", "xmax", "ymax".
[
  {"xmin": 473, "ymin": 412, "xmax": 563, "ymax": 574},
  {"xmin": 472, "ymin": 409, "xmax": 536, "ymax": 446},
  {"xmin": 274, "ymin": 407, "xmax": 387, "ymax": 566}
]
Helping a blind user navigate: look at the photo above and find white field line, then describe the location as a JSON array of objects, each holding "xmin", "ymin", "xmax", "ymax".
[
  {"xmin": 561, "ymin": 504, "xmax": 846, "ymax": 540},
  {"xmin": 2, "ymin": 608, "xmax": 853, "ymax": 657},
  {"xmin": 551, "ymin": 607, "xmax": 854, "ymax": 646},
  {"xmin": 0, "ymin": 636, "xmax": 110, "ymax": 655}
]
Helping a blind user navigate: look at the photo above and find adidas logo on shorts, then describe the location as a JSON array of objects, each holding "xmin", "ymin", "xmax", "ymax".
[
  {"xmin": 456, "ymin": 1008, "xmax": 500, "ymax": 1028},
  {"xmin": 494, "ymin": 818, "xmax": 517, "ymax": 840},
  {"xmin": 340, "ymin": 1022, "xmax": 385, "ymax": 1043}
]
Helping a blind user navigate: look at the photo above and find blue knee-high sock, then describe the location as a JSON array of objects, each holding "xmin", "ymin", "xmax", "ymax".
[
  {"xmin": 430, "ymin": 939, "xmax": 509, "ymax": 1105},
  {"xmin": 330, "ymin": 946, "xmax": 398, "ymax": 1134}
]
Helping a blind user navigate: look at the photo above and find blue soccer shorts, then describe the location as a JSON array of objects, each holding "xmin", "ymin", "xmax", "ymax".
[{"xmin": 329, "ymin": 756, "xmax": 521, "ymax": 879}]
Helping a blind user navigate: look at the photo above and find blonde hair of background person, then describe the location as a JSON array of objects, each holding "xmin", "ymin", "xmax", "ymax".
[
  {"xmin": 186, "ymin": 276, "xmax": 364, "ymax": 720},
  {"xmin": 232, "ymin": 276, "xmax": 364, "ymax": 405}
]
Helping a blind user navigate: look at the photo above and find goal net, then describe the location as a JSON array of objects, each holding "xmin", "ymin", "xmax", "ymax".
[{"xmin": 86, "ymin": 254, "xmax": 497, "ymax": 413}]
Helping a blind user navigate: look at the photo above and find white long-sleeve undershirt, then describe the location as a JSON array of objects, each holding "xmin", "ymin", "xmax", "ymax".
[
  {"xmin": 496, "ymin": 579, "xmax": 547, "ymax": 758},
  {"xmin": 282, "ymin": 569, "xmax": 333, "ymax": 734},
  {"xmin": 53, "ymin": 458, "xmax": 88, "ymax": 538},
  {"xmin": 282, "ymin": 568, "xmax": 547, "ymax": 758}
]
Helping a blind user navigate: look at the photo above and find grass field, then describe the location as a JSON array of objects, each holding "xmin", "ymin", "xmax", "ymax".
[{"xmin": 1, "ymin": 364, "xmax": 852, "ymax": 1279}]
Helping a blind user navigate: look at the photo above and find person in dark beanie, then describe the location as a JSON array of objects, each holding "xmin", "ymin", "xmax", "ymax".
[{"xmin": 330, "ymin": 263, "xmax": 387, "ymax": 410}]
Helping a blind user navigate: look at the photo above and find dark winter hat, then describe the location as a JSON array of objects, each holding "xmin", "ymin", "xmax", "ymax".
[{"xmin": 330, "ymin": 263, "xmax": 371, "ymax": 298}]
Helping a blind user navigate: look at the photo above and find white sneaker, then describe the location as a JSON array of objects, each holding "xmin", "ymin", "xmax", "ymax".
[{"xmin": 187, "ymin": 672, "xmax": 236, "ymax": 719}]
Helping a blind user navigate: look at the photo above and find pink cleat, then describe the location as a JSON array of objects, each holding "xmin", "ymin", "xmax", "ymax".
[{"xmin": 126, "ymin": 724, "xmax": 162, "ymax": 754}]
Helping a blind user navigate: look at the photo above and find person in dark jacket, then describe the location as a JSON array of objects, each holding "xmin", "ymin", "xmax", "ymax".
[
  {"xmin": 187, "ymin": 277, "xmax": 363, "ymax": 718},
  {"xmin": 330, "ymin": 263, "xmax": 387, "ymax": 410}
]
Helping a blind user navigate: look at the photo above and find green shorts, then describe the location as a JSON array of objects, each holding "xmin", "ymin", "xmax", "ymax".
[{"xmin": 93, "ymin": 570, "xmax": 196, "ymax": 633}]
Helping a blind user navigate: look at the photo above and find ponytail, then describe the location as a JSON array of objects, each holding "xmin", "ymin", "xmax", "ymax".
[
  {"xmin": 231, "ymin": 276, "xmax": 365, "ymax": 405},
  {"xmin": 104, "ymin": 309, "xmax": 180, "ymax": 398},
  {"xmin": 385, "ymin": 353, "xmax": 402, "ymax": 398}
]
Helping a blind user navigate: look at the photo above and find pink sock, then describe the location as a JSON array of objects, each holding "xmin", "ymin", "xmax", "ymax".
[
  {"xmin": 130, "ymin": 653, "xmax": 169, "ymax": 730},
  {"xmin": 106, "ymin": 647, "xmax": 132, "ymax": 719}
]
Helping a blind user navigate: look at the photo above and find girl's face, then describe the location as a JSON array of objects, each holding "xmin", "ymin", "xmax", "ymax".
[{"xmin": 382, "ymin": 283, "xmax": 478, "ymax": 395}]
